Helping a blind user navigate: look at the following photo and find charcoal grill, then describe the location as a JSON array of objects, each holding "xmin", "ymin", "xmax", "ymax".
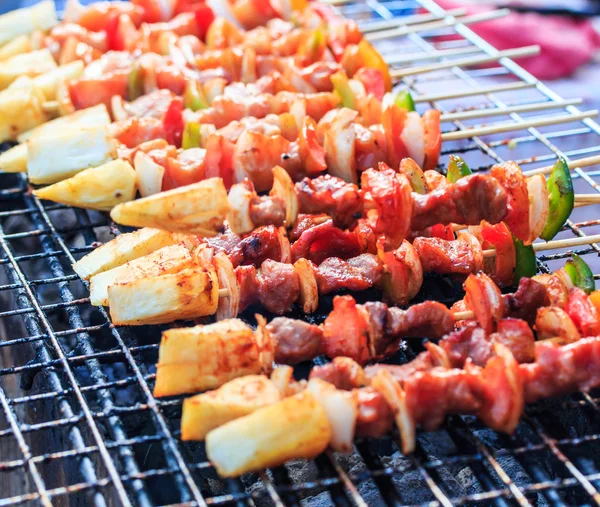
[{"xmin": 2, "ymin": 1, "xmax": 600, "ymax": 505}]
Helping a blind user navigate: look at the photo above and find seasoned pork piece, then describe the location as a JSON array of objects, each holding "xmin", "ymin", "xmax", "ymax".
[
  {"xmin": 256, "ymin": 260, "xmax": 299, "ymax": 315},
  {"xmin": 502, "ymin": 277, "xmax": 548, "ymax": 325},
  {"xmin": 315, "ymin": 254, "xmax": 384, "ymax": 294},
  {"xmin": 355, "ymin": 388, "xmax": 394, "ymax": 438},
  {"xmin": 208, "ymin": 225, "xmax": 282, "ymax": 267},
  {"xmin": 291, "ymin": 220, "xmax": 363, "ymax": 264},
  {"xmin": 412, "ymin": 174, "xmax": 508, "ymax": 230},
  {"xmin": 386, "ymin": 301, "xmax": 455, "ymax": 339},
  {"xmin": 295, "ymin": 174, "xmax": 363, "ymax": 228},
  {"xmin": 413, "ymin": 236, "xmax": 479, "ymax": 275},
  {"xmin": 249, "ymin": 195, "xmax": 286, "ymax": 227},
  {"xmin": 267, "ymin": 317, "xmax": 323, "ymax": 364},
  {"xmin": 309, "ymin": 357, "xmax": 367, "ymax": 390}
]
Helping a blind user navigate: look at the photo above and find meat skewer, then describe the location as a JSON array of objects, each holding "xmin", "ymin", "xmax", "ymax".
[{"xmin": 154, "ymin": 260, "xmax": 600, "ymax": 397}]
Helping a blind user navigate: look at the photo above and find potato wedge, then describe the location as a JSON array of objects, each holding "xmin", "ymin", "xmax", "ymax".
[
  {"xmin": 181, "ymin": 375, "xmax": 281, "ymax": 441},
  {"xmin": 27, "ymin": 125, "xmax": 116, "ymax": 184},
  {"xmin": 0, "ymin": 35, "xmax": 32, "ymax": 61},
  {"xmin": 22, "ymin": 61, "xmax": 84, "ymax": 102},
  {"xmin": 206, "ymin": 391, "xmax": 331, "ymax": 477},
  {"xmin": 0, "ymin": 144, "xmax": 27, "ymax": 173},
  {"xmin": 33, "ymin": 159, "xmax": 137, "ymax": 211},
  {"xmin": 18, "ymin": 104, "xmax": 111, "ymax": 143},
  {"xmin": 110, "ymin": 178, "xmax": 229, "ymax": 235},
  {"xmin": 108, "ymin": 264, "xmax": 219, "ymax": 326},
  {"xmin": 0, "ymin": 77, "xmax": 47, "ymax": 143},
  {"xmin": 0, "ymin": 0, "xmax": 58, "ymax": 47},
  {"xmin": 89, "ymin": 244, "xmax": 193, "ymax": 306},
  {"xmin": 0, "ymin": 49, "xmax": 57, "ymax": 90},
  {"xmin": 73, "ymin": 228, "xmax": 180, "ymax": 280},
  {"xmin": 154, "ymin": 319, "xmax": 266, "ymax": 397}
]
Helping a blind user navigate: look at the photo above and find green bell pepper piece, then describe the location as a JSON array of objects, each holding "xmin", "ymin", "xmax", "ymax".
[
  {"xmin": 564, "ymin": 254, "xmax": 595, "ymax": 294},
  {"xmin": 183, "ymin": 81, "xmax": 208, "ymax": 112},
  {"xmin": 540, "ymin": 157, "xmax": 574, "ymax": 241},
  {"xmin": 513, "ymin": 234, "xmax": 537, "ymax": 284},
  {"xmin": 394, "ymin": 89, "xmax": 415, "ymax": 112},
  {"xmin": 127, "ymin": 65, "xmax": 144, "ymax": 101},
  {"xmin": 331, "ymin": 71, "xmax": 356, "ymax": 110},
  {"xmin": 182, "ymin": 122, "xmax": 201, "ymax": 150},
  {"xmin": 446, "ymin": 155, "xmax": 472, "ymax": 183}
]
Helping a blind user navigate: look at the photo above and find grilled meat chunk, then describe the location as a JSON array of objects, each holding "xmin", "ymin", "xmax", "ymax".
[
  {"xmin": 315, "ymin": 254, "xmax": 384, "ymax": 294},
  {"xmin": 267, "ymin": 317, "xmax": 322, "ymax": 364},
  {"xmin": 411, "ymin": 174, "xmax": 508, "ymax": 230},
  {"xmin": 250, "ymin": 195, "xmax": 286, "ymax": 228},
  {"xmin": 257, "ymin": 260, "xmax": 299, "ymax": 315},
  {"xmin": 386, "ymin": 301, "xmax": 455, "ymax": 339}
]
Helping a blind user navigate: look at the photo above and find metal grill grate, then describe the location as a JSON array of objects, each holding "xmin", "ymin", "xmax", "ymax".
[{"xmin": 2, "ymin": 1, "xmax": 600, "ymax": 505}]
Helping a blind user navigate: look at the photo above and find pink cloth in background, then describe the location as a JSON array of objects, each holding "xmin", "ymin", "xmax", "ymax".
[{"xmin": 432, "ymin": 1, "xmax": 600, "ymax": 79}]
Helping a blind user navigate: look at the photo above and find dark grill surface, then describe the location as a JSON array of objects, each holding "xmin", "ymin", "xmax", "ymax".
[{"xmin": 2, "ymin": 1, "xmax": 600, "ymax": 506}]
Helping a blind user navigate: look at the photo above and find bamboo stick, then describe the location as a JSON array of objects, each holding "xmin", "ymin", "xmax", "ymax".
[
  {"xmin": 413, "ymin": 82, "xmax": 536, "ymax": 103},
  {"xmin": 385, "ymin": 45, "xmax": 481, "ymax": 65},
  {"xmin": 440, "ymin": 99, "xmax": 583, "ymax": 123},
  {"xmin": 391, "ymin": 45, "xmax": 540, "ymax": 78},
  {"xmin": 360, "ymin": 8, "xmax": 467, "ymax": 34},
  {"xmin": 523, "ymin": 154, "xmax": 600, "ymax": 177},
  {"xmin": 366, "ymin": 9, "xmax": 510, "ymax": 42},
  {"xmin": 441, "ymin": 110, "xmax": 598, "ymax": 142}
]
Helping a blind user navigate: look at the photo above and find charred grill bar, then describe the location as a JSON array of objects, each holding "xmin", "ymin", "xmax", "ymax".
[{"xmin": 1, "ymin": 0, "xmax": 600, "ymax": 505}]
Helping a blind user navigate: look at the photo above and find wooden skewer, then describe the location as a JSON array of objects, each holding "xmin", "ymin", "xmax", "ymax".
[
  {"xmin": 523, "ymin": 154, "xmax": 600, "ymax": 177},
  {"xmin": 481, "ymin": 233, "xmax": 600, "ymax": 259},
  {"xmin": 360, "ymin": 8, "xmax": 468, "ymax": 34},
  {"xmin": 413, "ymin": 82, "xmax": 536, "ymax": 103},
  {"xmin": 440, "ymin": 99, "xmax": 583, "ymax": 123},
  {"xmin": 385, "ymin": 45, "xmax": 482, "ymax": 65},
  {"xmin": 391, "ymin": 45, "xmax": 540, "ymax": 78},
  {"xmin": 366, "ymin": 9, "xmax": 510, "ymax": 42},
  {"xmin": 441, "ymin": 110, "xmax": 599, "ymax": 142}
]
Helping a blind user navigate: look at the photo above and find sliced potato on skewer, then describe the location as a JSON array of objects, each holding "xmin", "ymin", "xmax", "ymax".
[
  {"xmin": 181, "ymin": 375, "xmax": 281, "ymax": 441},
  {"xmin": 108, "ymin": 264, "xmax": 219, "ymax": 326},
  {"xmin": 89, "ymin": 244, "xmax": 193, "ymax": 306},
  {"xmin": 73, "ymin": 228, "xmax": 181, "ymax": 280},
  {"xmin": 0, "ymin": 0, "xmax": 58, "ymax": 47},
  {"xmin": 0, "ymin": 35, "xmax": 32, "ymax": 61},
  {"xmin": 206, "ymin": 391, "xmax": 331, "ymax": 477},
  {"xmin": 110, "ymin": 178, "xmax": 230, "ymax": 235},
  {"xmin": 154, "ymin": 319, "xmax": 270, "ymax": 396},
  {"xmin": 27, "ymin": 125, "xmax": 116, "ymax": 184},
  {"xmin": 33, "ymin": 159, "xmax": 137, "ymax": 211},
  {"xmin": 12, "ymin": 60, "xmax": 85, "ymax": 102},
  {"xmin": 0, "ymin": 144, "xmax": 27, "ymax": 173},
  {"xmin": 0, "ymin": 77, "xmax": 47, "ymax": 143},
  {"xmin": 0, "ymin": 49, "xmax": 57, "ymax": 90},
  {"xmin": 18, "ymin": 104, "xmax": 111, "ymax": 143}
]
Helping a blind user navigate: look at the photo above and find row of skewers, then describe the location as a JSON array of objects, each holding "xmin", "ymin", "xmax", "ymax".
[{"xmin": 3, "ymin": 0, "xmax": 600, "ymax": 481}]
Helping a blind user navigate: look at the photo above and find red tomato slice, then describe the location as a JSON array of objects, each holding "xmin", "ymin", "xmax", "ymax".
[
  {"xmin": 381, "ymin": 104, "xmax": 409, "ymax": 169},
  {"xmin": 69, "ymin": 72, "xmax": 128, "ymax": 110},
  {"xmin": 163, "ymin": 98, "xmax": 185, "ymax": 148},
  {"xmin": 566, "ymin": 288, "xmax": 600, "ymax": 337},
  {"xmin": 481, "ymin": 221, "xmax": 516, "ymax": 287},
  {"xmin": 163, "ymin": 153, "xmax": 205, "ymax": 190},
  {"xmin": 422, "ymin": 109, "xmax": 441, "ymax": 171},
  {"xmin": 353, "ymin": 68, "xmax": 385, "ymax": 101},
  {"xmin": 77, "ymin": 3, "xmax": 144, "ymax": 32},
  {"xmin": 298, "ymin": 117, "xmax": 326, "ymax": 176}
]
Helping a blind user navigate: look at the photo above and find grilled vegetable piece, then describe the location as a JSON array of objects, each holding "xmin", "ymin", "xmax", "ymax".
[
  {"xmin": 73, "ymin": 228, "xmax": 181, "ymax": 280},
  {"xmin": 540, "ymin": 157, "xmax": 574, "ymax": 241},
  {"xmin": 513, "ymin": 235, "xmax": 537, "ymax": 283},
  {"xmin": 154, "ymin": 319, "xmax": 272, "ymax": 397},
  {"xmin": 0, "ymin": 49, "xmax": 57, "ymax": 90},
  {"xmin": 206, "ymin": 391, "xmax": 331, "ymax": 477},
  {"xmin": 20, "ymin": 60, "xmax": 84, "ymax": 102},
  {"xmin": 0, "ymin": 77, "xmax": 48, "ymax": 143},
  {"xmin": 134, "ymin": 151, "xmax": 165, "ymax": 197},
  {"xmin": 27, "ymin": 126, "xmax": 116, "ymax": 184},
  {"xmin": 394, "ymin": 90, "xmax": 415, "ymax": 112},
  {"xmin": 110, "ymin": 178, "xmax": 229, "ymax": 235},
  {"xmin": 0, "ymin": 35, "xmax": 32, "ymax": 61},
  {"xmin": 89, "ymin": 244, "xmax": 193, "ymax": 306},
  {"xmin": 33, "ymin": 159, "xmax": 137, "ymax": 211},
  {"xmin": 0, "ymin": 0, "xmax": 58, "ymax": 47},
  {"xmin": 294, "ymin": 258, "xmax": 319, "ymax": 313},
  {"xmin": 108, "ymin": 263, "xmax": 219, "ymax": 326},
  {"xmin": 446, "ymin": 155, "xmax": 471, "ymax": 183},
  {"xmin": 0, "ymin": 144, "xmax": 27, "ymax": 173},
  {"xmin": 181, "ymin": 375, "xmax": 281, "ymax": 441},
  {"xmin": 270, "ymin": 166, "xmax": 298, "ymax": 228},
  {"xmin": 18, "ymin": 104, "xmax": 110, "ymax": 143},
  {"xmin": 564, "ymin": 254, "xmax": 595, "ymax": 294}
]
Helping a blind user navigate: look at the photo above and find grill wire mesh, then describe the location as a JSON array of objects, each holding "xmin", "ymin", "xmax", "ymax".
[{"xmin": 2, "ymin": 1, "xmax": 600, "ymax": 505}]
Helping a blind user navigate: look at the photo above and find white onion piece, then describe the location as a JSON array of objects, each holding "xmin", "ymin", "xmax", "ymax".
[
  {"xmin": 255, "ymin": 315, "xmax": 275, "ymax": 373},
  {"xmin": 111, "ymin": 95, "xmax": 129, "ymax": 122},
  {"xmin": 227, "ymin": 182, "xmax": 255, "ymax": 235},
  {"xmin": 134, "ymin": 151, "xmax": 164, "ymax": 197},
  {"xmin": 324, "ymin": 108, "xmax": 358, "ymax": 184},
  {"xmin": 401, "ymin": 111, "xmax": 425, "ymax": 169},
  {"xmin": 214, "ymin": 251, "xmax": 240, "ymax": 321},
  {"xmin": 270, "ymin": 166, "xmax": 298, "ymax": 227},
  {"xmin": 206, "ymin": 0, "xmax": 242, "ymax": 27},
  {"xmin": 527, "ymin": 174, "xmax": 549, "ymax": 245},
  {"xmin": 308, "ymin": 379, "xmax": 358, "ymax": 454},
  {"xmin": 294, "ymin": 258, "xmax": 318, "ymax": 314},
  {"xmin": 63, "ymin": 0, "xmax": 85, "ymax": 23}
]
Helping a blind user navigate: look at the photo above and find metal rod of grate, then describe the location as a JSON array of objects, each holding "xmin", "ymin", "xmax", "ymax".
[{"xmin": 1, "ymin": 1, "xmax": 600, "ymax": 506}]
